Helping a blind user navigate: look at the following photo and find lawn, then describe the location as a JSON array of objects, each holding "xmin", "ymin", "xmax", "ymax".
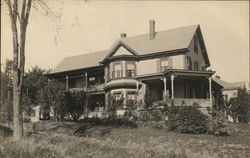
[{"xmin": 0, "ymin": 120, "xmax": 250, "ymax": 158}]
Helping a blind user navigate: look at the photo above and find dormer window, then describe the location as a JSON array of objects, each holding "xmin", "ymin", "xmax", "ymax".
[
  {"xmin": 126, "ymin": 62, "xmax": 136, "ymax": 77},
  {"xmin": 186, "ymin": 56, "xmax": 192, "ymax": 70}
]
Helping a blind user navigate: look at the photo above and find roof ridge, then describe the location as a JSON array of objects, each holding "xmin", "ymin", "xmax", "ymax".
[{"xmin": 121, "ymin": 24, "xmax": 199, "ymax": 39}]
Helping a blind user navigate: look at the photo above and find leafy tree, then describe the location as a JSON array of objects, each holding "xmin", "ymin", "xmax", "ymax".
[
  {"xmin": 226, "ymin": 89, "xmax": 250, "ymax": 123},
  {"xmin": 2, "ymin": 0, "xmax": 34, "ymax": 140},
  {"xmin": 0, "ymin": 60, "xmax": 13, "ymax": 124},
  {"xmin": 64, "ymin": 90, "xmax": 86, "ymax": 121},
  {"xmin": 39, "ymin": 80, "xmax": 66, "ymax": 121},
  {"xmin": 22, "ymin": 66, "xmax": 48, "ymax": 116}
]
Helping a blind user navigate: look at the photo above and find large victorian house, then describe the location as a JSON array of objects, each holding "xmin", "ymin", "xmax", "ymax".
[{"xmin": 47, "ymin": 20, "xmax": 222, "ymax": 113}]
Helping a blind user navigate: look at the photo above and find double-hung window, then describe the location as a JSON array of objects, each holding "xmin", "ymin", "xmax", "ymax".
[
  {"xmin": 194, "ymin": 61, "xmax": 199, "ymax": 71},
  {"xmin": 112, "ymin": 63, "xmax": 122, "ymax": 78},
  {"xmin": 126, "ymin": 62, "xmax": 135, "ymax": 77},
  {"xmin": 186, "ymin": 56, "xmax": 192, "ymax": 70},
  {"xmin": 160, "ymin": 59, "xmax": 169, "ymax": 72}
]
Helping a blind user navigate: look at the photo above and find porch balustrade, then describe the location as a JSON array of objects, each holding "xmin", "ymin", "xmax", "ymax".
[{"xmin": 173, "ymin": 98, "xmax": 212, "ymax": 108}]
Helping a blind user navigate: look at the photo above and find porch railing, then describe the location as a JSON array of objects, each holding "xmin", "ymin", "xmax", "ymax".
[{"xmin": 173, "ymin": 98, "xmax": 212, "ymax": 108}]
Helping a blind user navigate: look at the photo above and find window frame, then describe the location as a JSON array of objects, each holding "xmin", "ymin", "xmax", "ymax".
[
  {"xmin": 126, "ymin": 91, "xmax": 136, "ymax": 101},
  {"xmin": 194, "ymin": 61, "xmax": 199, "ymax": 71},
  {"xmin": 112, "ymin": 62, "xmax": 123, "ymax": 79},
  {"xmin": 186, "ymin": 56, "xmax": 192, "ymax": 70},
  {"xmin": 125, "ymin": 61, "xmax": 136, "ymax": 78},
  {"xmin": 160, "ymin": 58, "xmax": 169, "ymax": 72}
]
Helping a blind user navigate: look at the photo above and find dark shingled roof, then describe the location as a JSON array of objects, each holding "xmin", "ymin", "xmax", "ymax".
[
  {"xmin": 50, "ymin": 24, "xmax": 201, "ymax": 74},
  {"xmin": 51, "ymin": 50, "xmax": 107, "ymax": 74},
  {"xmin": 120, "ymin": 24, "xmax": 198, "ymax": 55}
]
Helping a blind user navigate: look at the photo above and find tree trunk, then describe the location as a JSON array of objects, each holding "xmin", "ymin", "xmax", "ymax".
[{"xmin": 6, "ymin": 0, "xmax": 32, "ymax": 140}]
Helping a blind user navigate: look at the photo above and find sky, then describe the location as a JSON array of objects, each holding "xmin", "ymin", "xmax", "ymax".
[{"xmin": 1, "ymin": 1, "xmax": 249, "ymax": 83}]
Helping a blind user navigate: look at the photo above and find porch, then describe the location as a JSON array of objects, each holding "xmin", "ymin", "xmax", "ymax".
[{"xmin": 136, "ymin": 69, "xmax": 219, "ymax": 108}]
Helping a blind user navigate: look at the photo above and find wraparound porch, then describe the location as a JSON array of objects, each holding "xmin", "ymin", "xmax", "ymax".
[{"xmin": 135, "ymin": 69, "xmax": 221, "ymax": 108}]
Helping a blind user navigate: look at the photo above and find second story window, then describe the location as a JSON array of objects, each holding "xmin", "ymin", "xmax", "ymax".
[
  {"xmin": 112, "ymin": 63, "xmax": 122, "ymax": 78},
  {"xmin": 194, "ymin": 61, "xmax": 199, "ymax": 71},
  {"xmin": 126, "ymin": 62, "xmax": 135, "ymax": 77},
  {"xmin": 160, "ymin": 59, "xmax": 169, "ymax": 72},
  {"xmin": 89, "ymin": 77, "xmax": 96, "ymax": 85},
  {"xmin": 186, "ymin": 56, "xmax": 192, "ymax": 70}
]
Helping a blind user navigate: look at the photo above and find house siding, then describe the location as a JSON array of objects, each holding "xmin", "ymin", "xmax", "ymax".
[
  {"xmin": 186, "ymin": 36, "xmax": 206, "ymax": 70},
  {"xmin": 137, "ymin": 55, "xmax": 185, "ymax": 76},
  {"xmin": 113, "ymin": 46, "xmax": 134, "ymax": 56}
]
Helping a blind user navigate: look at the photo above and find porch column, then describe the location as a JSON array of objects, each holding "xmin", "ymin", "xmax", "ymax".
[
  {"xmin": 171, "ymin": 74, "xmax": 175, "ymax": 99},
  {"xmin": 163, "ymin": 78, "xmax": 167, "ymax": 101},
  {"xmin": 66, "ymin": 75, "xmax": 69, "ymax": 90},
  {"xmin": 85, "ymin": 72, "xmax": 88, "ymax": 87},
  {"xmin": 208, "ymin": 77, "xmax": 212, "ymax": 106},
  {"xmin": 105, "ymin": 92, "xmax": 109, "ymax": 112}
]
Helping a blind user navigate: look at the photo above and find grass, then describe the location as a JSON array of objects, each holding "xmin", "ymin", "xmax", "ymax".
[{"xmin": 0, "ymin": 120, "xmax": 250, "ymax": 158}]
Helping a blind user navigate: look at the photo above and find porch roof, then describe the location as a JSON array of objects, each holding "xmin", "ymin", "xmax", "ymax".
[
  {"xmin": 164, "ymin": 69, "xmax": 215, "ymax": 77},
  {"xmin": 135, "ymin": 69, "xmax": 215, "ymax": 81}
]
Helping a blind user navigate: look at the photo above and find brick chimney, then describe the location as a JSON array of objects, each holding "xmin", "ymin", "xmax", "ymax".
[
  {"xmin": 149, "ymin": 20, "xmax": 155, "ymax": 40},
  {"xmin": 120, "ymin": 33, "xmax": 127, "ymax": 38}
]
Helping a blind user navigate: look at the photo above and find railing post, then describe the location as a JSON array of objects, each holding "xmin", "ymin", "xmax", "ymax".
[
  {"xmin": 85, "ymin": 72, "xmax": 88, "ymax": 87},
  {"xmin": 163, "ymin": 77, "xmax": 167, "ymax": 101},
  {"xmin": 171, "ymin": 74, "xmax": 175, "ymax": 99},
  {"xmin": 66, "ymin": 75, "xmax": 69, "ymax": 90},
  {"xmin": 208, "ymin": 76, "xmax": 212, "ymax": 107}
]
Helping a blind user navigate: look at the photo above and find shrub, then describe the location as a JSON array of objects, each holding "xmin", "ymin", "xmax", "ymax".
[
  {"xmin": 167, "ymin": 105, "xmax": 208, "ymax": 134},
  {"xmin": 0, "ymin": 125, "xmax": 13, "ymax": 137},
  {"xmin": 207, "ymin": 110, "xmax": 231, "ymax": 136}
]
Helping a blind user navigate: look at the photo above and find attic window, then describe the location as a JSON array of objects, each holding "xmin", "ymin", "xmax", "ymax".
[
  {"xmin": 194, "ymin": 35, "xmax": 198, "ymax": 53},
  {"xmin": 194, "ymin": 61, "xmax": 199, "ymax": 71},
  {"xmin": 186, "ymin": 56, "xmax": 192, "ymax": 70}
]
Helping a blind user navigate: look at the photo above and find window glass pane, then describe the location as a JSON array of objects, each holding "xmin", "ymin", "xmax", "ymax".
[
  {"xmin": 127, "ymin": 63, "xmax": 135, "ymax": 70},
  {"xmin": 114, "ymin": 92, "xmax": 122, "ymax": 100},
  {"xmin": 161, "ymin": 60, "xmax": 168, "ymax": 67},
  {"xmin": 114, "ymin": 64, "xmax": 121, "ymax": 70},
  {"xmin": 127, "ymin": 92, "xmax": 136, "ymax": 100}
]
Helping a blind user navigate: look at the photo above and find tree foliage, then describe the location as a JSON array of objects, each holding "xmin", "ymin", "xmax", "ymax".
[
  {"xmin": 39, "ymin": 80, "xmax": 66, "ymax": 121},
  {"xmin": 226, "ymin": 89, "xmax": 250, "ymax": 123},
  {"xmin": 22, "ymin": 66, "xmax": 48, "ymax": 115},
  {"xmin": 64, "ymin": 90, "xmax": 86, "ymax": 121},
  {"xmin": 0, "ymin": 60, "xmax": 13, "ymax": 123}
]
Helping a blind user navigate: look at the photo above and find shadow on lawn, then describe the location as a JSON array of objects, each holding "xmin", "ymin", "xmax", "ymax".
[{"xmin": 74, "ymin": 118, "xmax": 137, "ymax": 137}]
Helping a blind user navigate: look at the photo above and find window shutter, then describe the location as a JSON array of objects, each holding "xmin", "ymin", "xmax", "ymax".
[
  {"xmin": 168, "ymin": 57, "xmax": 173, "ymax": 69},
  {"xmin": 156, "ymin": 59, "xmax": 161, "ymax": 72}
]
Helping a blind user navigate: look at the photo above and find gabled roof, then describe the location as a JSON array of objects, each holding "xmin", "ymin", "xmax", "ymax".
[
  {"xmin": 120, "ymin": 24, "xmax": 198, "ymax": 56},
  {"xmin": 50, "ymin": 24, "xmax": 209, "ymax": 74},
  {"xmin": 50, "ymin": 50, "xmax": 107, "ymax": 74},
  {"xmin": 213, "ymin": 78, "xmax": 245, "ymax": 91}
]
